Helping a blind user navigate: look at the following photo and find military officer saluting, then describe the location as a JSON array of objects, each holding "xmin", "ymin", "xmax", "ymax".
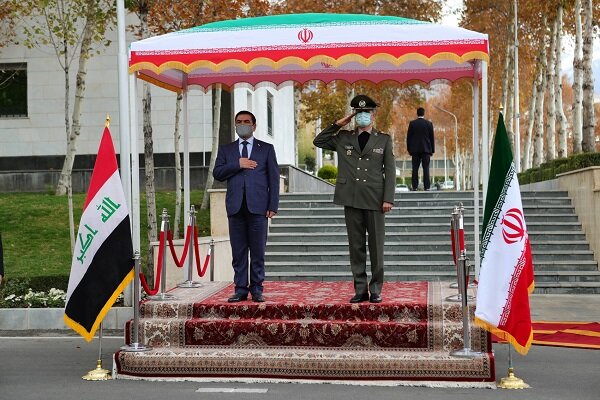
[{"xmin": 314, "ymin": 94, "xmax": 396, "ymax": 303}]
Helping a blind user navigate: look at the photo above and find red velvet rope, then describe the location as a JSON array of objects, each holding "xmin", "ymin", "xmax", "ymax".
[
  {"xmin": 140, "ymin": 230, "xmax": 165, "ymax": 296},
  {"xmin": 193, "ymin": 226, "xmax": 210, "ymax": 277},
  {"xmin": 167, "ymin": 225, "xmax": 192, "ymax": 268}
]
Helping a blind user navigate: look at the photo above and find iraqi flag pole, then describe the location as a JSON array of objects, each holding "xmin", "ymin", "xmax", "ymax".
[{"xmin": 64, "ymin": 116, "xmax": 135, "ymax": 380}]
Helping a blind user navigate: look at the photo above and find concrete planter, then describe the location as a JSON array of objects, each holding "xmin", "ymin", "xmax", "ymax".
[{"xmin": 0, "ymin": 307, "xmax": 133, "ymax": 331}]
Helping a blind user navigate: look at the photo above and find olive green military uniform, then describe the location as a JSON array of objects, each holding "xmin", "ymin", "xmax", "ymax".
[{"xmin": 314, "ymin": 123, "xmax": 396, "ymax": 296}]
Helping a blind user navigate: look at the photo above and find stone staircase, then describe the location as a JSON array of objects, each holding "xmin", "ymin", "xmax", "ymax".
[{"xmin": 265, "ymin": 190, "xmax": 600, "ymax": 294}]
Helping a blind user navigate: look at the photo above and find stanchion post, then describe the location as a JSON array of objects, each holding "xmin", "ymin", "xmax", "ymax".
[
  {"xmin": 446, "ymin": 204, "xmax": 475, "ymax": 302},
  {"xmin": 121, "ymin": 251, "xmax": 152, "ymax": 353},
  {"xmin": 450, "ymin": 204, "xmax": 483, "ymax": 359},
  {"xmin": 178, "ymin": 205, "xmax": 202, "ymax": 288},
  {"xmin": 149, "ymin": 209, "xmax": 177, "ymax": 301},
  {"xmin": 209, "ymin": 238, "xmax": 215, "ymax": 282}
]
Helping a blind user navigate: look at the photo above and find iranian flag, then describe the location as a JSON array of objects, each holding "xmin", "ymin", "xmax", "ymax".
[
  {"xmin": 64, "ymin": 126, "xmax": 134, "ymax": 342},
  {"xmin": 474, "ymin": 113, "xmax": 534, "ymax": 355}
]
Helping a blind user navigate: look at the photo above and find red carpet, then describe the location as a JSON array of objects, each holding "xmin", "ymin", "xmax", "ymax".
[
  {"xmin": 493, "ymin": 322, "xmax": 600, "ymax": 349},
  {"xmin": 116, "ymin": 281, "xmax": 495, "ymax": 382}
]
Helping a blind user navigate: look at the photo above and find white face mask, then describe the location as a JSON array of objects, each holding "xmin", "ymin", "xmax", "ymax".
[
  {"xmin": 235, "ymin": 124, "xmax": 253, "ymax": 139},
  {"xmin": 355, "ymin": 111, "xmax": 372, "ymax": 127}
]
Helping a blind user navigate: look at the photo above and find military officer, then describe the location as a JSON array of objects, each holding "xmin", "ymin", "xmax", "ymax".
[{"xmin": 313, "ymin": 94, "xmax": 396, "ymax": 303}]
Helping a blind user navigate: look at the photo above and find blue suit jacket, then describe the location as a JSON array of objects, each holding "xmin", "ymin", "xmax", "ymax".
[{"xmin": 213, "ymin": 138, "xmax": 280, "ymax": 217}]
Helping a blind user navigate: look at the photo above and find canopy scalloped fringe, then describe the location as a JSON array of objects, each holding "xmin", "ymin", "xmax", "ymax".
[{"xmin": 129, "ymin": 51, "xmax": 489, "ymax": 75}]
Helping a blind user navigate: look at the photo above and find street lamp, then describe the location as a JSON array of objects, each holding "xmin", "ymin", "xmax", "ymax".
[{"xmin": 433, "ymin": 105, "xmax": 460, "ymax": 191}]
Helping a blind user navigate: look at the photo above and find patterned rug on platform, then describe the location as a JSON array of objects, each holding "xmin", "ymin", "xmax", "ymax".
[{"xmin": 115, "ymin": 281, "xmax": 494, "ymax": 383}]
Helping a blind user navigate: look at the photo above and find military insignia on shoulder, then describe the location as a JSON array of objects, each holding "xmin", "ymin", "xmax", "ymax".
[{"xmin": 373, "ymin": 148, "xmax": 384, "ymax": 154}]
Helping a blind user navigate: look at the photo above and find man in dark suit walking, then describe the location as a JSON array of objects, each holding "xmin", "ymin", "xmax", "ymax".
[
  {"xmin": 314, "ymin": 95, "xmax": 396, "ymax": 304},
  {"xmin": 213, "ymin": 110, "xmax": 279, "ymax": 303},
  {"xmin": 406, "ymin": 107, "xmax": 435, "ymax": 190}
]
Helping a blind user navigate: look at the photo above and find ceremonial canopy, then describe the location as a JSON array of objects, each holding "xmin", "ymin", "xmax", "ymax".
[
  {"xmin": 128, "ymin": 13, "xmax": 489, "ymax": 90},
  {"xmin": 126, "ymin": 13, "xmax": 490, "ymax": 274}
]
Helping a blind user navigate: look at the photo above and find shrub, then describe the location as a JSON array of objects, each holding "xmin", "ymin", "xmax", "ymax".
[
  {"xmin": 317, "ymin": 165, "xmax": 338, "ymax": 180},
  {"xmin": 521, "ymin": 152, "xmax": 600, "ymax": 184},
  {"xmin": 0, "ymin": 277, "xmax": 66, "ymax": 308}
]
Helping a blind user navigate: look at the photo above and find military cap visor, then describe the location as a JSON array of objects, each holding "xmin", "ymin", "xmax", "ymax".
[{"xmin": 350, "ymin": 95, "xmax": 378, "ymax": 110}]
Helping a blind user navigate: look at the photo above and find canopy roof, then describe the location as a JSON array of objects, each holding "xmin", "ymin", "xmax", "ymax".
[{"xmin": 129, "ymin": 13, "xmax": 489, "ymax": 91}]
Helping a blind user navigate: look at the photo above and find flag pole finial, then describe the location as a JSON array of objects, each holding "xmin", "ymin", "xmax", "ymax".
[{"xmin": 105, "ymin": 115, "xmax": 111, "ymax": 128}]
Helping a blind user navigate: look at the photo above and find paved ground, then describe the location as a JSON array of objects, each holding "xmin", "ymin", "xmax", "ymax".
[{"xmin": 1, "ymin": 294, "xmax": 599, "ymax": 400}]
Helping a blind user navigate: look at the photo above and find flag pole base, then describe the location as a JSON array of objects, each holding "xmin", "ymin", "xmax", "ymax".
[
  {"xmin": 120, "ymin": 343, "xmax": 152, "ymax": 353},
  {"xmin": 497, "ymin": 368, "xmax": 531, "ymax": 389},
  {"xmin": 177, "ymin": 280, "xmax": 202, "ymax": 288},
  {"xmin": 82, "ymin": 360, "xmax": 111, "ymax": 381},
  {"xmin": 444, "ymin": 293, "xmax": 475, "ymax": 303},
  {"xmin": 148, "ymin": 292, "xmax": 178, "ymax": 301},
  {"xmin": 450, "ymin": 348, "xmax": 483, "ymax": 358}
]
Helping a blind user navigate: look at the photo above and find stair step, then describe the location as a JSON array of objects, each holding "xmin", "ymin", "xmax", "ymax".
[{"xmin": 135, "ymin": 318, "xmax": 434, "ymax": 348}]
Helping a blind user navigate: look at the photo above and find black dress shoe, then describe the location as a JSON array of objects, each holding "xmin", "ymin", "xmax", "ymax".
[
  {"xmin": 227, "ymin": 294, "xmax": 247, "ymax": 303},
  {"xmin": 252, "ymin": 294, "xmax": 265, "ymax": 303},
  {"xmin": 370, "ymin": 294, "xmax": 382, "ymax": 303},
  {"xmin": 349, "ymin": 293, "xmax": 369, "ymax": 303}
]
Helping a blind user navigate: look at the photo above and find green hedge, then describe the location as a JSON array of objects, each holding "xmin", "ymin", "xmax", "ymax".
[
  {"xmin": 518, "ymin": 152, "xmax": 600, "ymax": 184},
  {"xmin": 317, "ymin": 165, "xmax": 338, "ymax": 180}
]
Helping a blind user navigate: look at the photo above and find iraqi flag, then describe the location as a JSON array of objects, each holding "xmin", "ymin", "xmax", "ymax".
[
  {"xmin": 64, "ymin": 126, "xmax": 134, "ymax": 342},
  {"xmin": 474, "ymin": 113, "xmax": 534, "ymax": 355}
]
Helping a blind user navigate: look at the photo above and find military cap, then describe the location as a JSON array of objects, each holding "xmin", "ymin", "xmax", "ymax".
[{"xmin": 350, "ymin": 94, "xmax": 378, "ymax": 110}]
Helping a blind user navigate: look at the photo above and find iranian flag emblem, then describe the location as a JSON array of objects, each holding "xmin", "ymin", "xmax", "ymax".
[{"xmin": 474, "ymin": 113, "xmax": 534, "ymax": 355}]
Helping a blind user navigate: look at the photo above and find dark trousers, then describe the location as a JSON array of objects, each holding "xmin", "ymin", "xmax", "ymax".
[
  {"xmin": 228, "ymin": 197, "xmax": 268, "ymax": 297},
  {"xmin": 411, "ymin": 153, "xmax": 431, "ymax": 190},
  {"xmin": 343, "ymin": 206, "xmax": 385, "ymax": 296}
]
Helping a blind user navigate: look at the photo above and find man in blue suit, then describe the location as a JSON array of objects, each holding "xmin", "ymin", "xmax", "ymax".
[{"xmin": 213, "ymin": 110, "xmax": 279, "ymax": 303}]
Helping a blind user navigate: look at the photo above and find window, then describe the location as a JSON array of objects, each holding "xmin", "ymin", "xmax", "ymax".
[
  {"xmin": 0, "ymin": 63, "xmax": 27, "ymax": 118},
  {"xmin": 267, "ymin": 91, "xmax": 274, "ymax": 137}
]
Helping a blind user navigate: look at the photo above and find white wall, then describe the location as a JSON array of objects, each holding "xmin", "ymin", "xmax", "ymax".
[
  {"xmin": 0, "ymin": 14, "xmax": 213, "ymax": 159},
  {"xmin": 233, "ymin": 82, "xmax": 295, "ymax": 166},
  {"xmin": 0, "ymin": 14, "xmax": 296, "ymax": 167}
]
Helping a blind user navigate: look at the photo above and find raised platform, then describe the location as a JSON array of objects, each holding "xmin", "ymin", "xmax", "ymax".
[{"xmin": 114, "ymin": 281, "xmax": 494, "ymax": 383}]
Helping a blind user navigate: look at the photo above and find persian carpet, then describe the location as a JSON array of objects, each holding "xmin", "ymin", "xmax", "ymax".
[{"xmin": 115, "ymin": 281, "xmax": 494, "ymax": 382}]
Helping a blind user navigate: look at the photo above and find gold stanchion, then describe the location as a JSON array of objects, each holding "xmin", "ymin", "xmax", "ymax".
[
  {"xmin": 497, "ymin": 344, "xmax": 530, "ymax": 389},
  {"xmin": 82, "ymin": 323, "xmax": 111, "ymax": 381}
]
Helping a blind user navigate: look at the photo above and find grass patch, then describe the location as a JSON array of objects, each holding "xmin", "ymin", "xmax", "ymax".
[{"xmin": 0, "ymin": 190, "xmax": 210, "ymax": 282}]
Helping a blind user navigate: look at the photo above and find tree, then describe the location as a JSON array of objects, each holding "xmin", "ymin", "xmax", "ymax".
[
  {"xmin": 555, "ymin": 4, "xmax": 568, "ymax": 159},
  {"xmin": 572, "ymin": 0, "xmax": 584, "ymax": 154},
  {"xmin": 0, "ymin": 2, "xmax": 18, "ymax": 49},
  {"xmin": 14, "ymin": 0, "xmax": 115, "ymax": 250},
  {"xmin": 15, "ymin": 0, "xmax": 116, "ymax": 197},
  {"xmin": 582, "ymin": 0, "xmax": 596, "ymax": 152},
  {"xmin": 545, "ymin": 17, "xmax": 557, "ymax": 162}
]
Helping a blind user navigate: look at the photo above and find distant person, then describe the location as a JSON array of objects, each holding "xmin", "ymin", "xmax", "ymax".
[
  {"xmin": 313, "ymin": 94, "xmax": 396, "ymax": 304},
  {"xmin": 407, "ymin": 107, "xmax": 435, "ymax": 190},
  {"xmin": 213, "ymin": 110, "xmax": 279, "ymax": 303}
]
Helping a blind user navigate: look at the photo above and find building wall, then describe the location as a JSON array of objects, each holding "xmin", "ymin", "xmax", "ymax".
[
  {"xmin": 233, "ymin": 82, "xmax": 295, "ymax": 165},
  {"xmin": 0, "ymin": 14, "xmax": 296, "ymax": 168}
]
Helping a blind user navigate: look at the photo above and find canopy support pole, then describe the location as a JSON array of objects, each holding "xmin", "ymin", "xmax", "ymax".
[
  {"xmin": 473, "ymin": 61, "xmax": 481, "ymax": 279},
  {"xmin": 129, "ymin": 73, "xmax": 141, "ymax": 257},
  {"xmin": 117, "ymin": 0, "xmax": 132, "ymax": 306},
  {"xmin": 482, "ymin": 60, "xmax": 489, "ymax": 206},
  {"xmin": 182, "ymin": 76, "xmax": 191, "ymax": 272}
]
